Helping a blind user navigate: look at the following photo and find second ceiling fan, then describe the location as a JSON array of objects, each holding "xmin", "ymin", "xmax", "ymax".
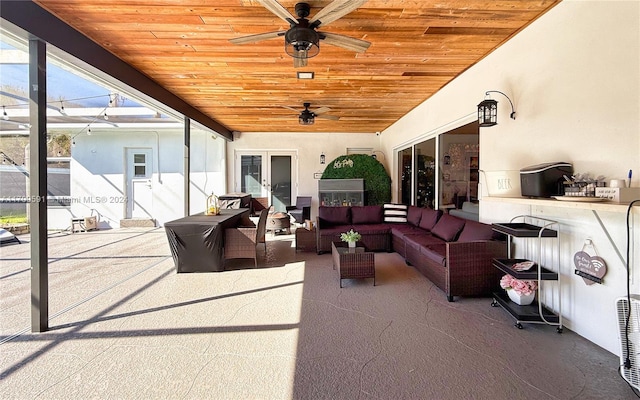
[
  {"xmin": 284, "ymin": 103, "xmax": 339, "ymax": 125},
  {"xmin": 230, "ymin": 0, "xmax": 371, "ymax": 67}
]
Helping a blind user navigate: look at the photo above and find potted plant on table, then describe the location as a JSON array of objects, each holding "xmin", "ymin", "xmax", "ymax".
[
  {"xmin": 500, "ymin": 274, "xmax": 538, "ymax": 305},
  {"xmin": 340, "ymin": 229, "xmax": 361, "ymax": 250}
]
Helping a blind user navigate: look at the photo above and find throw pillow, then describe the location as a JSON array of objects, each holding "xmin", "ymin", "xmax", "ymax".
[
  {"xmin": 318, "ymin": 206, "xmax": 351, "ymax": 226},
  {"xmin": 351, "ymin": 205, "xmax": 383, "ymax": 224},
  {"xmin": 418, "ymin": 208, "xmax": 442, "ymax": 231},
  {"xmin": 431, "ymin": 214, "xmax": 466, "ymax": 242},
  {"xmin": 457, "ymin": 220, "xmax": 495, "ymax": 242},
  {"xmin": 406, "ymin": 206, "xmax": 422, "ymax": 227},
  {"xmin": 383, "ymin": 203, "xmax": 408, "ymax": 223}
]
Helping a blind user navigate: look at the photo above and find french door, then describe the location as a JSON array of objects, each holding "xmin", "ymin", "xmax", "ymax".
[{"xmin": 234, "ymin": 151, "xmax": 297, "ymax": 212}]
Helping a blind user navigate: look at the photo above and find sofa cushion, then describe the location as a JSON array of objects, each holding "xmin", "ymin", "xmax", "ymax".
[
  {"xmin": 431, "ymin": 214, "xmax": 466, "ymax": 242},
  {"xmin": 420, "ymin": 244, "xmax": 447, "ymax": 266},
  {"xmin": 390, "ymin": 224, "xmax": 425, "ymax": 239},
  {"xmin": 318, "ymin": 206, "xmax": 351, "ymax": 227},
  {"xmin": 351, "ymin": 205, "xmax": 383, "ymax": 224},
  {"xmin": 404, "ymin": 233, "xmax": 445, "ymax": 249},
  {"xmin": 383, "ymin": 203, "xmax": 408, "ymax": 223},
  {"xmin": 462, "ymin": 201, "xmax": 479, "ymax": 214},
  {"xmin": 352, "ymin": 223, "xmax": 391, "ymax": 235},
  {"xmin": 407, "ymin": 206, "xmax": 423, "ymax": 227},
  {"xmin": 317, "ymin": 225, "xmax": 349, "ymax": 236},
  {"xmin": 457, "ymin": 220, "xmax": 495, "ymax": 242},
  {"xmin": 418, "ymin": 208, "xmax": 442, "ymax": 231}
]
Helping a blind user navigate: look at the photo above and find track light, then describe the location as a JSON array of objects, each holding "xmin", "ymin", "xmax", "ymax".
[
  {"xmin": 103, "ymin": 111, "xmax": 109, "ymax": 120},
  {"xmin": 2, "ymin": 106, "xmax": 8, "ymax": 121}
]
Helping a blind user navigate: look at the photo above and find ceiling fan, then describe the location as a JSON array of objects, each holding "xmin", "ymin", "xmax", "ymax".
[
  {"xmin": 229, "ymin": 0, "xmax": 370, "ymax": 67},
  {"xmin": 283, "ymin": 103, "xmax": 340, "ymax": 125}
]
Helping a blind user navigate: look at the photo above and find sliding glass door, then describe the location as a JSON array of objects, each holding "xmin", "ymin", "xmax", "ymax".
[{"xmin": 397, "ymin": 138, "xmax": 436, "ymax": 207}]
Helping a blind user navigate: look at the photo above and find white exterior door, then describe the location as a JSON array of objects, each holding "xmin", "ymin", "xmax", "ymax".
[{"xmin": 126, "ymin": 148, "xmax": 153, "ymax": 218}]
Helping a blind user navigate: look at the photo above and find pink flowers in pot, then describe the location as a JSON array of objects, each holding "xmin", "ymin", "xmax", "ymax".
[{"xmin": 500, "ymin": 274, "xmax": 538, "ymax": 296}]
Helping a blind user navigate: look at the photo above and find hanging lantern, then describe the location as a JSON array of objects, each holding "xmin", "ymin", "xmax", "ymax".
[{"xmin": 477, "ymin": 98, "xmax": 498, "ymax": 127}]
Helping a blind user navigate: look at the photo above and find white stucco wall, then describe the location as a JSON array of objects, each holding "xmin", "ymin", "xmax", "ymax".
[
  {"xmin": 226, "ymin": 131, "xmax": 380, "ymax": 219},
  {"xmin": 71, "ymin": 127, "xmax": 225, "ymax": 228},
  {"xmin": 380, "ymin": 0, "xmax": 640, "ymax": 356}
]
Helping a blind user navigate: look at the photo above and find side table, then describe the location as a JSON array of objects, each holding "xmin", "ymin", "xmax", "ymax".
[{"xmin": 295, "ymin": 227, "xmax": 316, "ymax": 252}]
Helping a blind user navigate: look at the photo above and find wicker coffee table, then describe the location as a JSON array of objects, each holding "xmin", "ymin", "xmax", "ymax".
[{"xmin": 331, "ymin": 242, "xmax": 375, "ymax": 288}]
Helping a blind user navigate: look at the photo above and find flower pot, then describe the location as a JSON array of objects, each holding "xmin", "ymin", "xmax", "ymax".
[
  {"xmin": 507, "ymin": 289, "xmax": 535, "ymax": 306},
  {"xmin": 348, "ymin": 241, "xmax": 356, "ymax": 249}
]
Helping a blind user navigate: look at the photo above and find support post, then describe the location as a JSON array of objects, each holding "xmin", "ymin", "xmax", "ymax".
[
  {"xmin": 29, "ymin": 37, "xmax": 48, "ymax": 332},
  {"xmin": 184, "ymin": 117, "xmax": 190, "ymax": 216}
]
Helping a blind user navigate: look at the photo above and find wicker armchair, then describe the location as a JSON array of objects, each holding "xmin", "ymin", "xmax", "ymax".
[
  {"xmin": 286, "ymin": 196, "xmax": 311, "ymax": 224},
  {"xmin": 224, "ymin": 209, "xmax": 268, "ymax": 268}
]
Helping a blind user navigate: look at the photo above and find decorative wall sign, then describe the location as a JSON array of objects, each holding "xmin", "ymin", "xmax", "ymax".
[{"xmin": 573, "ymin": 239, "xmax": 607, "ymax": 285}]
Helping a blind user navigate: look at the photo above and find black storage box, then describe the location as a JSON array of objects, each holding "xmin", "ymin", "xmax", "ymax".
[{"xmin": 520, "ymin": 162, "xmax": 573, "ymax": 198}]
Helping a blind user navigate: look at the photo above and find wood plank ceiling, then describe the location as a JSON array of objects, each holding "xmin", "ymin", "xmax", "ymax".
[{"xmin": 33, "ymin": 0, "xmax": 560, "ymax": 134}]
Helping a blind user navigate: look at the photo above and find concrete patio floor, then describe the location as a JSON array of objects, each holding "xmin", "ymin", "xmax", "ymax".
[{"xmin": 0, "ymin": 226, "xmax": 635, "ymax": 399}]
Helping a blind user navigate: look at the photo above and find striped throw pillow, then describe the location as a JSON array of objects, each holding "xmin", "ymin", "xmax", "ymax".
[{"xmin": 383, "ymin": 203, "xmax": 408, "ymax": 223}]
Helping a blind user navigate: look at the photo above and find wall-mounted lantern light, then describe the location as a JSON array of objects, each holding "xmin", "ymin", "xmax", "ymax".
[{"xmin": 477, "ymin": 90, "xmax": 516, "ymax": 127}]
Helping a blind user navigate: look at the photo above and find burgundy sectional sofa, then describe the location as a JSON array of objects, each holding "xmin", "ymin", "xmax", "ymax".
[{"xmin": 316, "ymin": 205, "xmax": 506, "ymax": 301}]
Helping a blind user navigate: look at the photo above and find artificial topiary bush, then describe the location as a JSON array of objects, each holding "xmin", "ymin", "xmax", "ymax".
[{"xmin": 321, "ymin": 154, "xmax": 391, "ymax": 205}]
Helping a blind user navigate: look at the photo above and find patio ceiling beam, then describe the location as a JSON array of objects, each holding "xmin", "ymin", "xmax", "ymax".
[{"xmin": 0, "ymin": 1, "xmax": 233, "ymax": 141}]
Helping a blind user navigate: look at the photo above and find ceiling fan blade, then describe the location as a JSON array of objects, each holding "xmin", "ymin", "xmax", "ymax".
[
  {"xmin": 282, "ymin": 106, "xmax": 300, "ymax": 113},
  {"xmin": 321, "ymin": 32, "xmax": 371, "ymax": 53},
  {"xmin": 229, "ymin": 31, "xmax": 283, "ymax": 44},
  {"xmin": 293, "ymin": 54, "xmax": 308, "ymax": 68},
  {"xmin": 313, "ymin": 106, "xmax": 332, "ymax": 115},
  {"xmin": 257, "ymin": 0, "xmax": 297, "ymax": 25},
  {"xmin": 310, "ymin": 0, "xmax": 368, "ymax": 28},
  {"xmin": 316, "ymin": 114, "xmax": 340, "ymax": 121}
]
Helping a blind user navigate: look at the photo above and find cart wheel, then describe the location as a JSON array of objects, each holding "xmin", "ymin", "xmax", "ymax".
[
  {"xmin": 490, "ymin": 300, "xmax": 498, "ymax": 307},
  {"xmin": 515, "ymin": 323, "xmax": 523, "ymax": 329},
  {"xmin": 556, "ymin": 327, "xmax": 563, "ymax": 334}
]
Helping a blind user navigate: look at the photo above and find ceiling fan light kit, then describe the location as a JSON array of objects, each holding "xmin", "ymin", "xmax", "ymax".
[
  {"xmin": 284, "ymin": 102, "xmax": 339, "ymax": 125},
  {"xmin": 231, "ymin": 0, "xmax": 371, "ymax": 68},
  {"xmin": 285, "ymin": 26, "xmax": 320, "ymax": 59}
]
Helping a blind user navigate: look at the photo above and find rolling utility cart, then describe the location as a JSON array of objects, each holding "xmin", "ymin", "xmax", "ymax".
[{"xmin": 491, "ymin": 215, "xmax": 563, "ymax": 333}]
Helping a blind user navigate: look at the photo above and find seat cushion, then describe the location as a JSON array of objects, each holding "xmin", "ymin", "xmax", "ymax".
[
  {"xmin": 390, "ymin": 224, "xmax": 425, "ymax": 239},
  {"xmin": 351, "ymin": 205, "xmax": 383, "ymax": 224},
  {"xmin": 318, "ymin": 225, "xmax": 349, "ymax": 236},
  {"xmin": 404, "ymin": 233, "xmax": 445, "ymax": 249},
  {"xmin": 352, "ymin": 223, "xmax": 391, "ymax": 235},
  {"xmin": 318, "ymin": 206, "xmax": 351, "ymax": 227},
  {"xmin": 431, "ymin": 214, "xmax": 466, "ymax": 242},
  {"xmin": 418, "ymin": 208, "xmax": 442, "ymax": 231},
  {"xmin": 457, "ymin": 220, "xmax": 495, "ymax": 242},
  {"xmin": 420, "ymin": 244, "xmax": 447, "ymax": 266}
]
